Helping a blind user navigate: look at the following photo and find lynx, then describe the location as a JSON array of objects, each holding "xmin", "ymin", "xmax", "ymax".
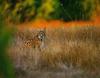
[{"xmin": 24, "ymin": 28, "xmax": 46, "ymax": 51}]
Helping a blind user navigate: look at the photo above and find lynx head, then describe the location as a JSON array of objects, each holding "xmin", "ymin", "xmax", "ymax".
[{"xmin": 37, "ymin": 27, "xmax": 46, "ymax": 41}]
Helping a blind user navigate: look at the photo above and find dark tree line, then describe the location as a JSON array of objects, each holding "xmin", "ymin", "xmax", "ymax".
[{"xmin": 0, "ymin": 0, "xmax": 99, "ymax": 23}]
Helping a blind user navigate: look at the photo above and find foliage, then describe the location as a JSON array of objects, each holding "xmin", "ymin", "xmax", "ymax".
[
  {"xmin": 0, "ymin": 0, "xmax": 42, "ymax": 23},
  {"xmin": 60, "ymin": 0, "xmax": 96, "ymax": 21},
  {"xmin": 0, "ymin": 15, "xmax": 15, "ymax": 78},
  {"xmin": 0, "ymin": 0, "xmax": 98, "ymax": 23},
  {"xmin": 36, "ymin": 0, "xmax": 62, "ymax": 20}
]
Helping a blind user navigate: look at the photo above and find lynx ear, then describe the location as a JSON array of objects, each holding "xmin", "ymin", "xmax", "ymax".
[
  {"xmin": 40, "ymin": 27, "xmax": 46, "ymax": 31},
  {"xmin": 38, "ymin": 27, "xmax": 46, "ymax": 32},
  {"xmin": 43, "ymin": 27, "xmax": 46, "ymax": 32}
]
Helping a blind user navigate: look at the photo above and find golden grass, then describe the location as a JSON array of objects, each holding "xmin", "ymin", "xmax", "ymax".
[{"xmin": 9, "ymin": 26, "xmax": 100, "ymax": 72}]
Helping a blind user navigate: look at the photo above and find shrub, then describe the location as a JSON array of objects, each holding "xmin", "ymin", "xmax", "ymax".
[{"xmin": 60, "ymin": 0, "xmax": 96, "ymax": 21}]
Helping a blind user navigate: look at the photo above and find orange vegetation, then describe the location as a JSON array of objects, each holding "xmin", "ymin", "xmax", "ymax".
[{"xmin": 18, "ymin": 17, "xmax": 100, "ymax": 29}]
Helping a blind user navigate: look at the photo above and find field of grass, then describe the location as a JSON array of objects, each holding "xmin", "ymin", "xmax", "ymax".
[{"xmin": 8, "ymin": 26, "xmax": 100, "ymax": 78}]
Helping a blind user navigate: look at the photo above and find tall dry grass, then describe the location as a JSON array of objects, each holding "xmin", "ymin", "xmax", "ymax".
[{"xmin": 9, "ymin": 26, "xmax": 100, "ymax": 78}]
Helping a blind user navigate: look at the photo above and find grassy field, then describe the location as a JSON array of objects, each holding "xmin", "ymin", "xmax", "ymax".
[{"xmin": 8, "ymin": 26, "xmax": 100, "ymax": 78}]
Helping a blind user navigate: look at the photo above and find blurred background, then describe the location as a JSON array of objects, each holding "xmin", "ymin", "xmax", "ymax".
[
  {"xmin": 0, "ymin": 0, "xmax": 100, "ymax": 24},
  {"xmin": 0, "ymin": 0, "xmax": 100, "ymax": 78}
]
